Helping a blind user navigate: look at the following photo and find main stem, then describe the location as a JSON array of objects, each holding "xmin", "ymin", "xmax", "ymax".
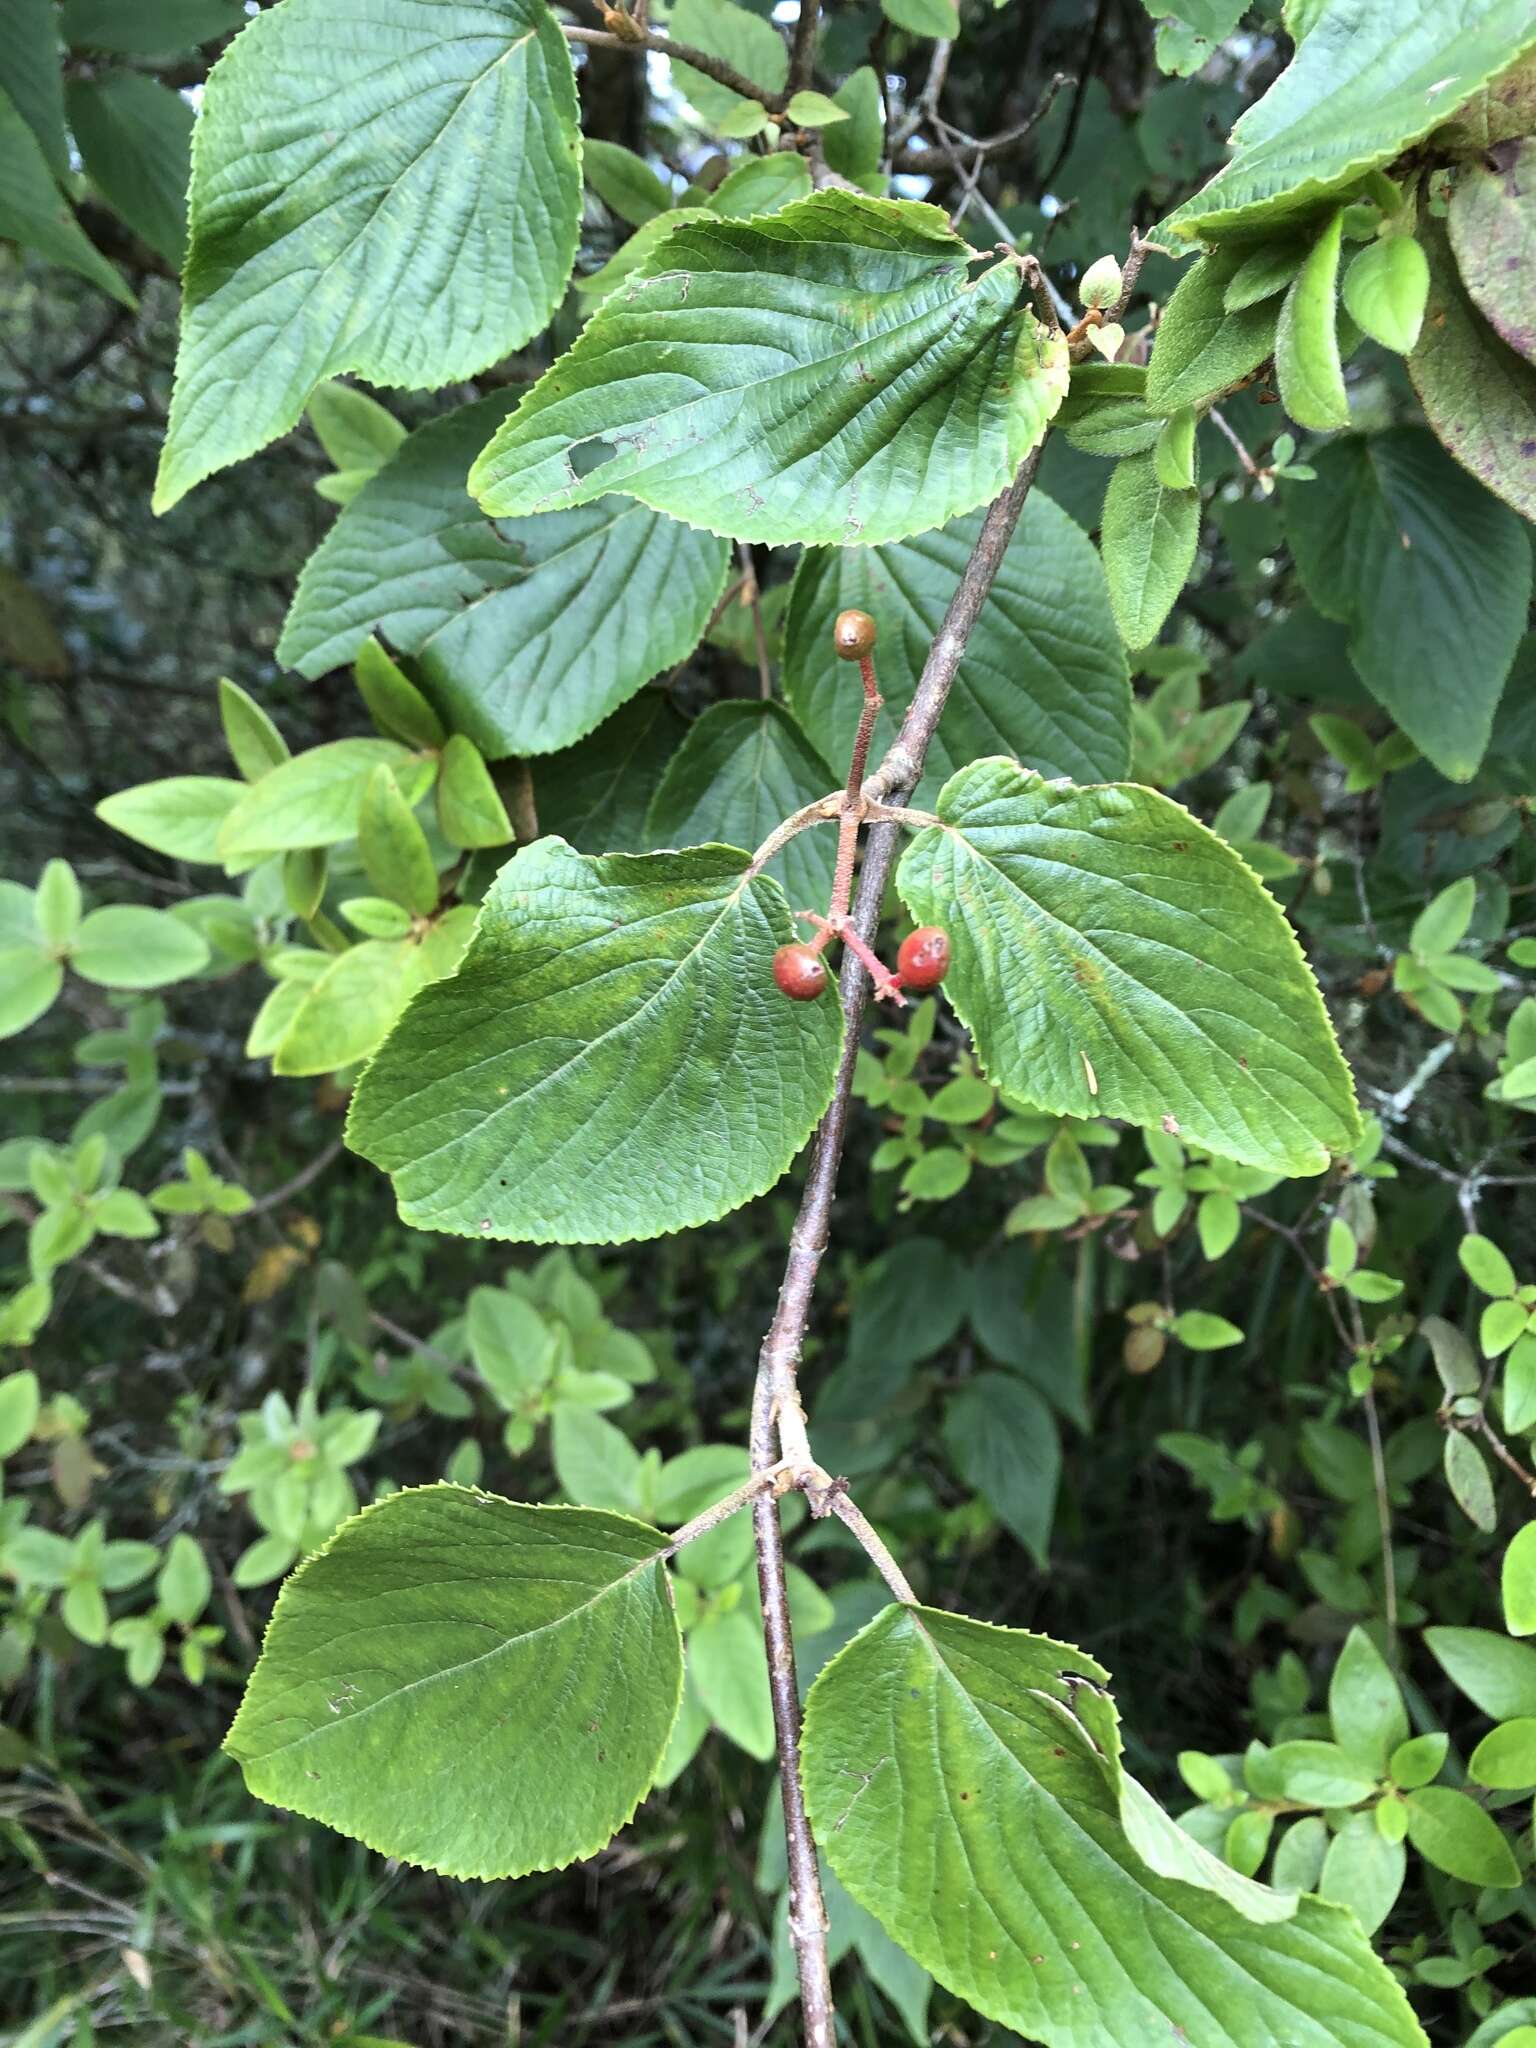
[{"xmin": 748, "ymin": 448, "xmax": 1042, "ymax": 2047}]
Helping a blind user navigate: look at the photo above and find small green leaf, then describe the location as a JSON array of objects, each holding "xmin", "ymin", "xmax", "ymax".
[
  {"xmin": 707, "ymin": 152, "xmax": 813, "ymax": 220},
  {"xmin": 353, "ymin": 638, "xmax": 446, "ymax": 751},
  {"xmin": 1462, "ymin": 1232, "xmax": 1517, "ymax": 1299},
  {"xmin": 157, "ymin": 1533, "xmax": 212, "ymax": 1624},
  {"xmin": 96, "ymin": 777, "xmax": 244, "ymax": 862},
  {"xmin": 1267, "ymin": 1738, "xmax": 1380, "ymax": 1806},
  {"xmin": 1153, "ymin": 409, "xmax": 1198, "ymax": 491},
  {"xmin": 35, "ymin": 860, "xmax": 81, "ymax": 948},
  {"xmin": 218, "ymin": 740, "xmax": 432, "ymax": 859},
  {"xmin": 0, "ymin": 1368, "xmax": 41, "ymax": 1458},
  {"xmin": 1388, "ymin": 1732, "xmax": 1447, "ymax": 1790},
  {"xmin": 71, "ymin": 907, "xmax": 210, "ymax": 990},
  {"xmin": 307, "ymin": 381, "xmax": 405, "ymax": 475},
  {"xmin": 1424, "ymin": 1627, "xmax": 1536, "ymax": 1719},
  {"xmin": 1169, "ymin": 1310, "xmax": 1244, "ymax": 1350},
  {"xmin": 0, "ymin": 946, "xmax": 63, "ymax": 1039},
  {"xmin": 1445, "ymin": 1431, "xmax": 1497, "ymax": 1531},
  {"xmin": 348, "ymin": 840, "xmax": 842, "ymax": 1245},
  {"xmin": 1404, "ymin": 1785, "xmax": 1520, "ymax": 1888},
  {"xmin": 471, "ymin": 193, "xmax": 1069, "ymax": 549},
  {"xmin": 1468, "ymin": 1718, "xmax": 1536, "ymax": 1791},
  {"xmin": 1275, "ymin": 209, "xmax": 1350, "ymax": 431},
  {"xmin": 1146, "ymin": 249, "xmax": 1279, "ymax": 413},
  {"xmin": 219, "ymin": 677, "xmax": 289, "ymax": 782},
  {"xmin": 358, "ymin": 767, "xmax": 439, "ymax": 918},
  {"xmin": 1222, "ymin": 238, "xmax": 1308, "ymax": 312},
  {"xmin": 1101, "ymin": 452, "xmax": 1200, "ymax": 650},
  {"xmin": 822, "ymin": 67, "xmax": 884, "ymax": 184},
  {"xmin": 271, "ymin": 940, "xmax": 412, "ymax": 1078},
  {"xmin": 1328, "ymin": 1626, "xmax": 1408, "ymax": 1775},
  {"xmin": 224, "ymin": 1488, "xmax": 683, "ymax": 1879},
  {"xmin": 896, "ymin": 760, "xmax": 1361, "ymax": 1175},
  {"xmin": 583, "ymin": 139, "xmax": 673, "ymax": 227},
  {"xmin": 1342, "ymin": 235, "xmax": 1429, "ymax": 355},
  {"xmin": 785, "ymin": 89, "xmax": 848, "ymax": 126},
  {"xmin": 1318, "ymin": 1811, "xmax": 1405, "ymax": 1938},
  {"xmin": 436, "ymin": 735, "xmax": 512, "ymax": 851},
  {"xmin": 882, "ymin": 0, "xmax": 959, "ymax": 34},
  {"xmin": 1504, "ymin": 1523, "xmax": 1536, "ymax": 1636}
]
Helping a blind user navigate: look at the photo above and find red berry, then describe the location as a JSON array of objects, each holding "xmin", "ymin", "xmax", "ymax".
[
  {"xmin": 896, "ymin": 926, "xmax": 950, "ymax": 992},
  {"xmin": 773, "ymin": 943, "xmax": 829, "ymax": 1001},
  {"xmin": 832, "ymin": 608, "xmax": 878, "ymax": 661}
]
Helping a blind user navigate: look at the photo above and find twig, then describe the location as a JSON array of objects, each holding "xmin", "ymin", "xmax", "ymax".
[
  {"xmin": 246, "ymin": 1136, "xmax": 345, "ymax": 1217},
  {"xmin": 1208, "ymin": 405, "xmax": 1260, "ymax": 478},
  {"xmin": 893, "ymin": 73, "xmax": 1071, "ymax": 175},
  {"xmin": 789, "ymin": 0, "xmax": 819, "ymax": 93},
  {"xmin": 748, "ymin": 447, "xmax": 1043, "ymax": 2047},
  {"xmin": 561, "ymin": 23, "xmax": 789, "ymax": 110},
  {"xmin": 829, "ymin": 1494, "xmax": 917, "ymax": 1604},
  {"xmin": 889, "ymin": 39, "xmax": 953, "ymax": 149},
  {"xmin": 744, "ymin": 794, "xmax": 842, "ymax": 883},
  {"xmin": 1040, "ymin": 0, "xmax": 1108, "ymax": 189}
]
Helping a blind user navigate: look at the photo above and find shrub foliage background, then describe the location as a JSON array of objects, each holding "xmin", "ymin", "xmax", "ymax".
[{"xmin": 2, "ymin": 0, "xmax": 1536, "ymax": 2042}]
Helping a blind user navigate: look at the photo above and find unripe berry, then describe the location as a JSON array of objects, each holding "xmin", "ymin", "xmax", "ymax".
[
  {"xmin": 772, "ymin": 943, "xmax": 829, "ymax": 1001},
  {"xmin": 832, "ymin": 609, "xmax": 877, "ymax": 661},
  {"xmin": 896, "ymin": 925, "xmax": 950, "ymax": 992}
]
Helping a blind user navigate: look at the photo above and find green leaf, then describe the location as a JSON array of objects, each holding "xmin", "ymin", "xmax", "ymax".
[
  {"xmin": 668, "ymin": 0, "xmax": 786, "ymax": 123},
  {"xmin": 468, "ymin": 1286, "xmax": 555, "ymax": 1406},
  {"xmin": 1461, "ymin": 1232, "xmax": 1517, "ymax": 1298},
  {"xmin": 707, "ymin": 152, "xmax": 813, "ymax": 219},
  {"xmin": 437, "ymin": 736, "xmax": 511, "ymax": 851},
  {"xmin": 1275, "ymin": 210, "xmax": 1350, "ymax": 431},
  {"xmin": 353, "ymin": 639, "xmax": 445, "ymax": 752},
  {"xmin": 1342, "ymin": 234, "xmax": 1429, "ymax": 355},
  {"xmin": 1267, "ymin": 1737, "xmax": 1380, "ymax": 1806},
  {"xmin": 1158, "ymin": 0, "xmax": 1536, "ymax": 242},
  {"xmin": 784, "ymin": 90, "xmax": 849, "ymax": 127},
  {"xmin": 347, "ymin": 839, "xmax": 842, "ymax": 1244},
  {"xmin": 1145, "ymin": 248, "xmax": 1279, "ymax": 413},
  {"xmin": 0, "ymin": 1368, "xmax": 40, "ymax": 1459},
  {"xmin": 71, "ymin": 907, "xmax": 210, "ymax": 989},
  {"xmin": 801, "ymin": 1604, "xmax": 1427, "ymax": 2048},
  {"xmin": 279, "ymin": 398, "xmax": 729, "ymax": 758},
  {"xmin": 784, "ymin": 495, "xmax": 1131, "ymax": 796},
  {"xmin": 690, "ymin": 1600, "xmax": 774, "ymax": 1759},
  {"xmin": 153, "ymin": 0, "xmax": 581, "ymax": 510},
  {"xmin": 1469, "ymin": 1718, "xmax": 1536, "ymax": 1790},
  {"xmin": 61, "ymin": 0, "xmax": 246, "ymax": 54},
  {"xmin": 357, "ymin": 768, "xmax": 438, "ymax": 918},
  {"xmin": 1425, "ymin": 1627, "xmax": 1536, "ymax": 1719},
  {"xmin": 1168, "ymin": 1309, "xmax": 1243, "ymax": 1350},
  {"xmin": 1271, "ymin": 1814, "xmax": 1327, "ymax": 1892},
  {"xmin": 1282, "ymin": 428, "xmax": 1529, "ymax": 782},
  {"xmin": 550, "ymin": 1406, "xmax": 643, "ymax": 1514},
  {"xmin": 225, "ymin": 1487, "xmax": 682, "ymax": 1879},
  {"xmin": 822, "ymin": 68, "xmax": 884, "ymax": 184},
  {"xmin": 1411, "ymin": 214, "xmax": 1536, "ymax": 524},
  {"xmin": 218, "ymin": 740, "xmax": 433, "ymax": 859},
  {"xmin": 645, "ymin": 702, "xmax": 835, "ymax": 916},
  {"xmin": 1329, "ymin": 1630, "xmax": 1409, "ymax": 1775},
  {"xmin": 1446, "ymin": 1430, "xmax": 1497, "ymax": 1530},
  {"xmin": 1153, "ymin": 410, "xmax": 1197, "ymax": 491},
  {"xmin": 1448, "ymin": 136, "xmax": 1536, "ymax": 367},
  {"xmin": 1403, "ymin": 1785, "xmax": 1520, "ymax": 1888},
  {"xmin": 1222, "ymin": 237, "xmax": 1308, "ymax": 311},
  {"xmin": 1389, "ymin": 1732, "xmax": 1447, "ymax": 1790},
  {"xmin": 536, "ymin": 695, "xmax": 688, "ymax": 856},
  {"xmin": 1057, "ymin": 363, "xmax": 1166, "ymax": 459},
  {"xmin": 882, "ymin": 0, "xmax": 959, "ymax": 35},
  {"xmin": 157, "ymin": 1533, "xmax": 212, "ymax": 1624},
  {"xmin": 899, "ymin": 758, "xmax": 1360, "ymax": 1175},
  {"xmin": 0, "ymin": 946, "xmax": 61, "ymax": 1039},
  {"xmin": 307, "ymin": 381, "xmax": 405, "ymax": 476},
  {"xmin": 1318, "ymin": 1811, "xmax": 1405, "ymax": 1938},
  {"xmin": 219, "ymin": 677, "xmax": 289, "ymax": 782},
  {"xmin": 470, "ymin": 193, "xmax": 1069, "ymax": 549},
  {"xmin": 1100, "ymin": 452, "xmax": 1200, "ymax": 651},
  {"xmin": 35, "ymin": 859, "xmax": 81, "ymax": 947},
  {"xmin": 1, "ymin": 0, "xmax": 69, "ymax": 180},
  {"xmin": 1505, "ymin": 1523, "xmax": 1536, "ymax": 1636},
  {"xmin": 271, "ymin": 939, "xmax": 413, "ymax": 1078},
  {"xmin": 65, "ymin": 71, "xmax": 193, "ymax": 269},
  {"xmin": 942, "ymin": 1373, "xmax": 1060, "ymax": 1567},
  {"xmin": 0, "ymin": 84, "xmax": 133, "ymax": 305},
  {"xmin": 96, "ymin": 776, "xmax": 244, "ymax": 862},
  {"xmin": 583, "ymin": 139, "xmax": 672, "ymax": 228}
]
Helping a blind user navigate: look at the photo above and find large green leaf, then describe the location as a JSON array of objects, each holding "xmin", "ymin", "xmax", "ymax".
[
  {"xmin": 60, "ymin": 0, "xmax": 246, "ymax": 52},
  {"xmin": 1, "ymin": 0, "xmax": 68, "ymax": 180},
  {"xmin": 1282, "ymin": 429, "xmax": 1530, "ymax": 780},
  {"xmin": 895, "ymin": 758, "xmax": 1360, "ymax": 1175},
  {"xmin": 279, "ymin": 398, "xmax": 728, "ymax": 753},
  {"xmin": 470, "ymin": 193, "xmax": 1070, "ymax": 548},
  {"xmin": 347, "ymin": 838, "xmax": 843, "ymax": 1242},
  {"xmin": 783, "ymin": 497, "xmax": 1130, "ymax": 801},
  {"xmin": 1159, "ymin": 0, "xmax": 1536, "ymax": 242},
  {"xmin": 65, "ymin": 71, "xmax": 193, "ymax": 268},
  {"xmin": 801, "ymin": 1605, "xmax": 1427, "ymax": 2048},
  {"xmin": 154, "ymin": 0, "xmax": 581, "ymax": 511},
  {"xmin": 1449, "ymin": 137, "xmax": 1536, "ymax": 364},
  {"xmin": 1411, "ymin": 217, "xmax": 1536, "ymax": 523},
  {"xmin": 0, "ymin": 84, "xmax": 133, "ymax": 306},
  {"xmin": 1099, "ymin": 451, "xmax": 1200, "ymax": 653},
  {"xmin": 645, "ymin": 702, "xmax": 836, "ymax": 915},
  {"xmin": 225, "ymin": 1486, "xmax": 682, "ymax": 1879}
]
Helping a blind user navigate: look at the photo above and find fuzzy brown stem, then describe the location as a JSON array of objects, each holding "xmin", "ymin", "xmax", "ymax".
[{"xmin": 562, "ymin": 23, "xmax": 789, "ymax": 108}]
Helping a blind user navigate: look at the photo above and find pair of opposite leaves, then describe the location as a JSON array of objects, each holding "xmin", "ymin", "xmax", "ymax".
[{"xmin": 345, "ymin": 754, "xmax": 1362, "ymax": 1245}]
